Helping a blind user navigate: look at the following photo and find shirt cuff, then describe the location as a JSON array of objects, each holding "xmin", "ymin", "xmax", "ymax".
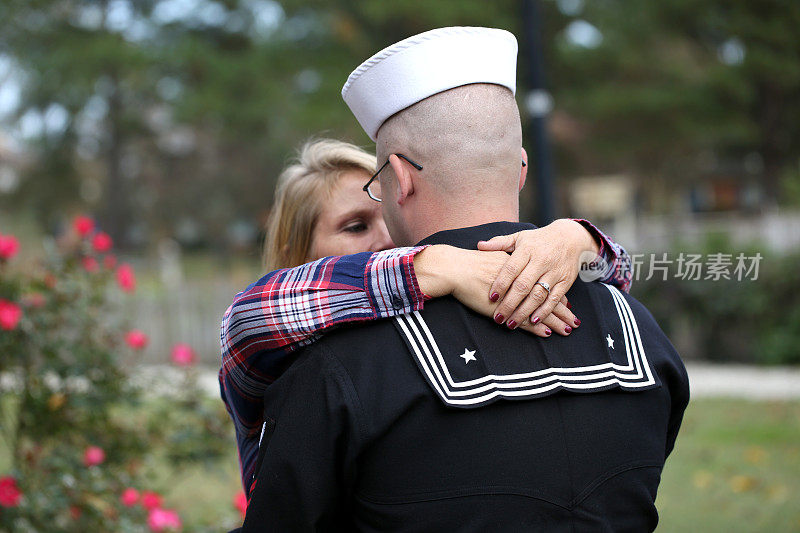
[
  {"xmin": 571, "ymin": 218, "xmax": 632, "ymax": 292},
  {"xmin": 572, "ymin": 218, "xmax": 609, "ymax": 259},
  {"xmin": 364, "ymin": 245, "xmax": 430, "ymax": 318}
]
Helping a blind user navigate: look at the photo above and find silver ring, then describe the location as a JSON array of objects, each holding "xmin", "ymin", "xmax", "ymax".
[{"xmin": 535, "ymin": 281, "xmax": 551, "ymax": 294}]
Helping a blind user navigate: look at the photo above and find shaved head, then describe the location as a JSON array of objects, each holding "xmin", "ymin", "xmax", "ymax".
[
  {"xmin": 376, "ymin": 83, "xmax": 522, "ymax": 197},
  {"xmin": 373, "ymin": 83, "xmax": 526, "ymax": 245}
]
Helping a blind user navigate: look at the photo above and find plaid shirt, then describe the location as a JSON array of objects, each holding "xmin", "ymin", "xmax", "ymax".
[{"xmin": 219, "ymin": 220, "xmax": 631, "ymax": 493}]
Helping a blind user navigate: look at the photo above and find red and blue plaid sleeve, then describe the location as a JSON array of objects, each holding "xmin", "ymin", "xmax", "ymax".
[
  {"xmin": 573, "ymin": 219, "xmax": 633, "ymax": 293},
  {"xmin": 219, "ymin": 246, "xmax": 427, "ymax": 492}
]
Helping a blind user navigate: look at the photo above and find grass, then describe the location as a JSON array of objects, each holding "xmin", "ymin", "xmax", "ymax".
[
  {"xmin": 156, "ymin": 450, "xmax": 242, "ymax": 532},
  {"xmin": 657, "ymin": 399, "xmax": 800, "ymax": 532}
]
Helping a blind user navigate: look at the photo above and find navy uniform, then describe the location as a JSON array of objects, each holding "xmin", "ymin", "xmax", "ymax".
[{"xmin": 241, "ymin": 222, "xmax": 690, "ymax": 533}]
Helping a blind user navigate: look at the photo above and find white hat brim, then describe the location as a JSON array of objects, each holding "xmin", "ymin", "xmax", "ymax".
[{"xmin": 342, "ymin": 27, "xmax": 518, "ymax": 141}]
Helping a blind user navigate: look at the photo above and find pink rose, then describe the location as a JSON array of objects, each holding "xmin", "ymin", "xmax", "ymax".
[
  {"xmin": 120, "ymin": 487, "xmax": 139, "ymax": 507},
  {"xmin": 83, "ymin": 445, "xmax": 105, "ymax": 467},
  {"xmin": 73, "ymin": 215, "xmax": 94, "ymax": 237},
  {"xmin": 0, "ymin": 476, "xmax": 22, "ymax": 507},
  {"xmin": 0, "ymin": 234, "xmax": 20, "ymax": 260},
  {"xmin": 82, "ymin": 256, "xmax": 99, "ymax": 273},
  {"xmin": 141, "ymin": 491, "xmax": 163, "ymax": 510},
  {"xmin": 147, "ymin": 508, "xmax": 182, "ymax": 532},
  {"xmin": 92, "ymin": 232, "xmax": 113, "ymax": 253},
  {"xmin": 125, "ymin": 330, "xmax": 149, "ymax": 350},
  {"xmin": 0, "ymin": 299, "xmax": 22, "ymax": 330},
  {"xmin": 233, "ymin": 491, "xmax": 248, "ymax": 518},
  {"xmin": 116, "ymin": 264, "xmax": 136, "ymax": 293},
  {"xmin": 170, "ymin": 344, "xmax": 196, "ymax": 367}
]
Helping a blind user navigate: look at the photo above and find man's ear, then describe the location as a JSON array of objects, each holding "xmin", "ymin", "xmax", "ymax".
[
  {"xmin": 519, "ymin": 147, "xmax": 529, "ymax": 192},
  {"xmin": 388, "ymin": 154, "xmax": 414, "ymax": 204}
]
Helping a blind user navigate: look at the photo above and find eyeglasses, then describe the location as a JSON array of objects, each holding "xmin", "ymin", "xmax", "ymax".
[
  {"xmin": 362, "ymin": 155, "xmax": 526, "ymax": 202},
  {"xmin": 362, "ymin": 154, "xmax": 423, "ymax": 203}
]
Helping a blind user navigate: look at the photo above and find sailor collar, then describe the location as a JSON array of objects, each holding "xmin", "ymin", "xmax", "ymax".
[
  {"xmin": 417, "ymin": 221, "xmax": 537, "ymax": 249},
  {"xmin": 395, "ymin": 221, "xmax": 661, "ymax": 409}
]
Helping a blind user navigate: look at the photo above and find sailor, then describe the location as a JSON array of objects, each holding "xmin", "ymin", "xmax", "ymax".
[{"xmin": 240, "ymin": 26, "xmax": 689, "ymax": 532}]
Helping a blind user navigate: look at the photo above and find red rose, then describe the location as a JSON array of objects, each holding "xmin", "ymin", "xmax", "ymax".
[
  {"xmin": 73, "ymin": 215, "xmax": 94, "ymax": 237},
  {"xmin": 120, "ymin": 487, "xmax": 139, "ymax": 507},
  {"xmin": 82, "ymin": 256, "xmax": 99, "ymax": 273},
  {"xmin": 170, "ymin": 344, "xmax": 196, "ymax": 367},
  {"xmin": 125, "ymin": 330, "xmax": 149, "ymax": 350},
  {"xmin": 0, "ymin": 234, "xmax": 20, "ymax": 260},
  {"xmin": 0, "ymin": 299, "xmax": 22, "ymax": 330},
  {"xmin": 92, "ymin": 232, "xmax": 113, "ymax": 253},
  {"xmin": 69, "ymin": 505, "xmax": 82, "ymax": 520},
  {"xmin": 233, "ymin": 491, "xmax": 248, "ymax": 518},
  {"xmin": 116, "ymin": 264, "xmax": 136, "ymax": 293},
  {"xmin": 83, "ymin": 445, "xmax": 105, "ymax": 467},
  {"xmin": 140, "ymin": 491, "xmax": 163, "ymax": 510},
  {"xmin": 0, "ymin": 476, "xmax": 22, "ymax": 507}
]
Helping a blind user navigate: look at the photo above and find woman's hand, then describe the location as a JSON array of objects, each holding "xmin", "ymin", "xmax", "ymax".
[
  {"xmin": 414, "ymin": 243, "xmax": 579, "ymax": 337},
  {"xmin": 477, "ymin": 218, "xmax": 599, "ymax": 333}
]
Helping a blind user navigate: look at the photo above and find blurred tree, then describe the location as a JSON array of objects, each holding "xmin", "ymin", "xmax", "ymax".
[
  {"xmin": 0, "ymin": 0, "xmax": 291, "ymax": 248},
  {"xmin": 0, "ymin": 0, "xmax": 797, "ymax": 249},
  {"xmin": 0, "ymin": 0, "xmax": 161, "ymax": 244},
  {"xmin": 552, "ymin": 0, "xmax": 800, "ymax": 207}
]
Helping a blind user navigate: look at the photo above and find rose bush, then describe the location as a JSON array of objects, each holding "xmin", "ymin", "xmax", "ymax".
[{"xmin": 0, "ymin": 217, "xmax": 233, "ymax": 532}]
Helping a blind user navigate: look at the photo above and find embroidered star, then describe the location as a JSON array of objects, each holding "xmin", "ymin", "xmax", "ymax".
[
  {"xmin": 459, "ymin": 348, "xmax": 477, "ymax": 364},
  {"xmin": 606, "ymin": 334, "xmax": 615, "ymax": 349}
]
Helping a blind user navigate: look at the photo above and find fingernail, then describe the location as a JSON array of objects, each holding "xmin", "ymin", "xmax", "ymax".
[
  {"xmin": 531, "ymin": 316, "xmax": 540, "ymax": 325},
  {"xmin": 490, "ymin": 292, "xmax": 499, "ymax": 302},
  {"xmin": 574, "ymin": 318, "xmax": 581, "ymax": 327},
  {"xmin": 566, "ymin": 302, "xmax": 572, "ymax": 309},
  {"xmin": 544, "ymin": 328, "xmax": 552, "ymax": 336},
  {"xmin": 564, "ymin": 325, "xmax": 572, "ymax": 333},
  {"xmin": 507, "ymin": 320, "xmax": 517, "ymax": 330},
  {"xmin": 494, "ymin": 314, "xmax": 504, "ymax": 324}
]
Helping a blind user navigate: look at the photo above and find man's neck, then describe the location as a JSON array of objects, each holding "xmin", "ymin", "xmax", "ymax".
[{"xmin": 407, "ymin": 197, "xmax": 520, "ymax": 245}]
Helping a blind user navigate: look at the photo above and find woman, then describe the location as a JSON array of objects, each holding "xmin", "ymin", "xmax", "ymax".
[{"xmin": 220, "ymin": 139, "xmax": 632, "ymax": 492}]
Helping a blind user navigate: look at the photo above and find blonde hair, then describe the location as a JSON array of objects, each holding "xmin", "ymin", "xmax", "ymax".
[{"xmin": 262, "ymin": 139, "xmax": 377, "ymax": 271}]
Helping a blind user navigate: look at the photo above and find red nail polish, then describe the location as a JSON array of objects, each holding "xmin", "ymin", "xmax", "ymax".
[
  {"xmin": 494, "ymin": 314, "xmax": 504, "ymax": 324},
  {"xmin": 544, "ymin": 328, "xmax": 552, "ymax": 336},
  {"xmin": 490, "ymin": 292, "xmax": 499, "ymax": 302},
  {"xmin": 565, "ymin": 325, "xmax": 572, "ymax": 333},
  {"xmin": 566, "ymin": 302, "xmax": 572, "ymax": 309},
  {"xmin": 574, "ymin": 318, "xmax": 581, "ymax": 326},
  {"xmin": 507, "ymin": 320, "xmax": 517, "ymax": 329},
  {"xmin": 531, "ymin": 316, "xmax": 540, "ymax": 325}
]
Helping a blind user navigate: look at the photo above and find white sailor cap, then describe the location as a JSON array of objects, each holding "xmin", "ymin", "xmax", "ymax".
[{"xmin": 341, "ymin": 26, "xmax": 518, "ymax": 141}]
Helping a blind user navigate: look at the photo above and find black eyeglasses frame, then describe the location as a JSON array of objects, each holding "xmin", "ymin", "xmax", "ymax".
[{"xmin": 362, "ymin": 153, "xmax": 423, "ymax": 202}]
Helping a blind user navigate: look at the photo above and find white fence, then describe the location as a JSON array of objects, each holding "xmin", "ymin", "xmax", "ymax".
[{"xmin": 123, "ymin": 278, "xmax": 242, "ymax": 367}]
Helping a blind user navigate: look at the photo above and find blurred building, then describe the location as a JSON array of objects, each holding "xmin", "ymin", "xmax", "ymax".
[{"xmin": 568, "ymin": 172, "xmax": 800, "ymax": 253}]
